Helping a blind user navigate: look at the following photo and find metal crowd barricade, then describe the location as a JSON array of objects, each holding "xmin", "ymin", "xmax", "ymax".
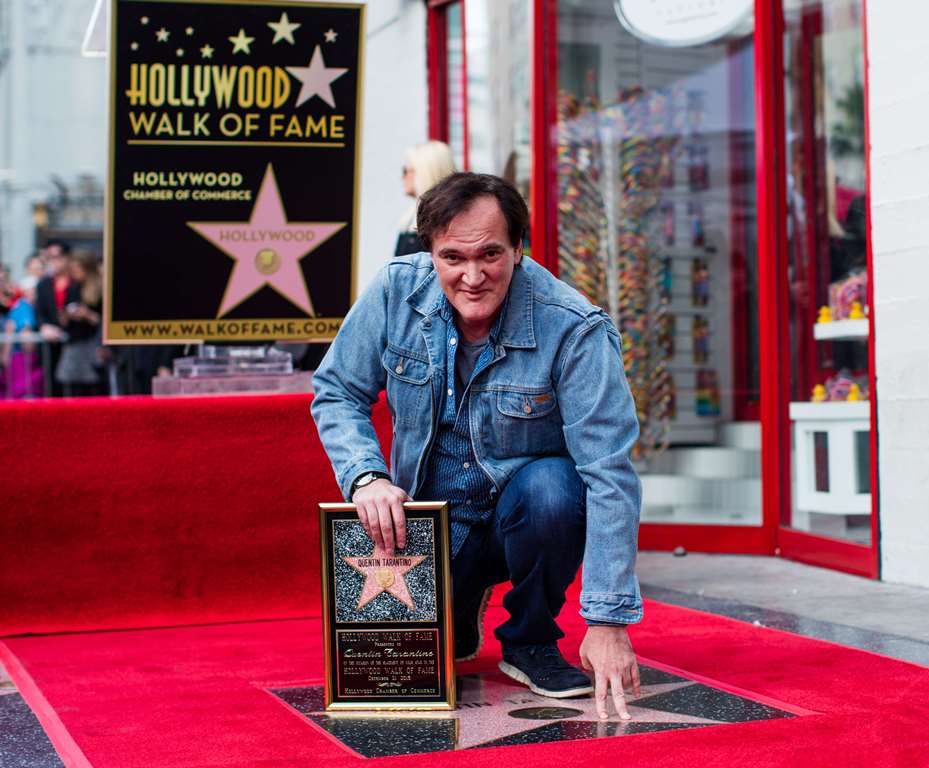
[{"xmin": 0, "ymin": 330, "xmax": 66, "ymax": 399}]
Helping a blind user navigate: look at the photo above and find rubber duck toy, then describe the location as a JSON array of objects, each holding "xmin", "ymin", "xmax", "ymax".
[
  {"xmin": 817, "ymin": 306, "xmax": 833, "ymax": 324},
  {"xmin": 849, "ymin": 301, "xmax": 866, "ymax": 320},
  {"xmin": 846, "ymin": 383, "xmax": 863, "ymax": 402},
  {"xmin": 812, "ymin": 384, "xmax": 827, "ymax": 402}
]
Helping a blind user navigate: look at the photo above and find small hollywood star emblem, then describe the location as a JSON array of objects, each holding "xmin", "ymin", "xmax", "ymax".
[{"xmin": 343, "ymin": 545, "xmax": 426, "ymax": 610}]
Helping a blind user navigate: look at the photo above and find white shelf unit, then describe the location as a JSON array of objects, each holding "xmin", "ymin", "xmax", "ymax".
[
  {"xmin": 788, "ymin": 401, "xmax": 871, "ymax": 535},
  {"xmin": 812, "ymin": 319, "xmax": 869, "ymax": 341}
]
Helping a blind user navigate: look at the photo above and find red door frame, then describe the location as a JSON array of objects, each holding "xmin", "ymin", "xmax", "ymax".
[
  {"xmin": 425, "ymin": 0, "xmax": 881, "ymax": 575},
  {"xmin": 757, "ymin": 0, "xmax": 880, "ymax": 579}
]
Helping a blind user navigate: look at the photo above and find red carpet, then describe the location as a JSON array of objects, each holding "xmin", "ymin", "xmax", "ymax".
[
  {"xmin": 4, "ymin": 394, "xmax": 928, "ymax": 765},
  {"xmin": 4, "ymin": 600, "xmax": 929, "ymax": 768},
  {"xmin": 0, "ymin": 394, "xmax": 391, "ymax": 636}
]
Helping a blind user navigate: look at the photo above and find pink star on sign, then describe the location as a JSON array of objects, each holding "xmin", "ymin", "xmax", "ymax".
[
  {"xmin": 286, "ymin": 45, "xmax": 348, "ymax": 108},
  {"xmin": 343, "ymin": 544, "xmax": 427, "ymax": 610},
  {"xmin": 187, "ymin": 164, "xmax": 345, "ymax": 317}
]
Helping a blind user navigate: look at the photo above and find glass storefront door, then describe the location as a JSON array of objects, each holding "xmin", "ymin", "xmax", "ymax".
[
  {"xmin": 428, "ymin": 0, "xmax": 880, "ymax": 567},
  {"xmin": 782, "ymin": 0, "xmax": 874, "ymax": 547},
  {"xmin": 554, "ymin": 1, "xmax": 762, "ymax": 529}
]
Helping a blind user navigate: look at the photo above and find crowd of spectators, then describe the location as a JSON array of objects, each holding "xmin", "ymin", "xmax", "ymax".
[{"xmin": 0, "ymin": 241, "xmax": 180, "ymax": 399}]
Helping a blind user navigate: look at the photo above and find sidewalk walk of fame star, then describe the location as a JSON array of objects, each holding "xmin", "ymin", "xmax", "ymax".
[
  {"xmin": 342, "ymin": 544, "xmax": 426, "ymax": 610},
  {"xmin": 269, "ymin": 667, "xmax": 797, "ymax": 757},
  {"xmin": 187, "ymin": 165, "xmax": 345, "ymax": 317}
]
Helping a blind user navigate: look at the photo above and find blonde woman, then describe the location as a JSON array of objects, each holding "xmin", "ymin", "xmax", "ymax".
[{"xmin": 395, "ymin": 140, "xmax": 456, "ymax": 256}]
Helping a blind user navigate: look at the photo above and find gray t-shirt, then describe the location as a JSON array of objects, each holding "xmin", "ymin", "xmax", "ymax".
[{"xmin": 455, "ymin": 335, "xmax": 489, "ymax": 401}]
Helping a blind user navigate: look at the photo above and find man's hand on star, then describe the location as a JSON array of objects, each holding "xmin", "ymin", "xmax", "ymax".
[
  {"xmin": 352, "ymin": 479, "xmax": 410, "ymax": 556},
  {"xmin": 579, "ymin": 624, "xmax": 640, "ymax": 720}
]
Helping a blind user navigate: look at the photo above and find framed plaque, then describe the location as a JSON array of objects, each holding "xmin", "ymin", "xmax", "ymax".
[{"xmin": 319, "ymin": 502, "xmax": 456, "ymax": 710}]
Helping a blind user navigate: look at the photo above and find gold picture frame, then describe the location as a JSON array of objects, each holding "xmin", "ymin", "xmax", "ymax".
[{"xmin": 319, "ymin": 501, "xmax": 456, "ymax": 710}]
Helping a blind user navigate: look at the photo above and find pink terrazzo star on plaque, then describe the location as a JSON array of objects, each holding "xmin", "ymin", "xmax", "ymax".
[
  {"xmin": 343, "ymin": 545, "xmax": 426, "ymax": 610},
  {"xmin": 187, "ymin": 164, "xmax": 345, "ymax": 317}
]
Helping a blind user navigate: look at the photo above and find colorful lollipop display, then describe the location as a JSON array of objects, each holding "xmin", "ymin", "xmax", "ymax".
[{"xmin": 557, "ymin": 84, "xmax": 719, "ymax": 459}]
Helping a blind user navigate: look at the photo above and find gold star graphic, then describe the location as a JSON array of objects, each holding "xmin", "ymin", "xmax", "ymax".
[
  {"xmin": 200, "ymin": 44, "xmax": 214, "ymax": 59},
  {"xmin": 324, "ymin": 28, "xmax": 337, "ymax": 43},
  {"xmin": 141, "ymin": 16, "xmax": 149, "ymax": 25},
  {"xmin": 185, "ymin": 26, "xmax": 194, "ymax": 36},
  {"xmin": 130, "ymin": 41, "xmax": 139, "ymax": 51},
  {"xmin": 268, "ymin": 11, "xmax": 301, "ymax": 45},
  {"xmin": 228, "ymin": 28, "xmax": 254, "ymax": 54},
  {"xmin": 155, "ymin": 27, "xmax": 169, "ymax": 42},
  {"xmin": 176, "ymin": 48, "xmax": 184, "ymax": 57}
]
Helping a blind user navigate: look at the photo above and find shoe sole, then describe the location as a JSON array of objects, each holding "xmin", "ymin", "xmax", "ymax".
[
  {"xmin": 498, "ymin": 660, "xmax": 594, "ymax": 698},
  {"xmin": 454, "ymin": 586, "xmax": 493, "ymax": 662}
]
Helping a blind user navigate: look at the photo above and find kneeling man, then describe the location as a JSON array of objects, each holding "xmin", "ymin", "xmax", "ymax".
[{"xmin": 311, "ymin": 173, "xmax": 642, "ymax": 719}]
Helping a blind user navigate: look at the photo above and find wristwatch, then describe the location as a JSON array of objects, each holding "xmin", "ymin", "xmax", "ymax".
[{"xmin": 351, "ymin": 471, "xmax": 390, "ymax": 496}]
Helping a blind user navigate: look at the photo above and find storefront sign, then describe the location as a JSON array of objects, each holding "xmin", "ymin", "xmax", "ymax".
[
  {"xmin": 614, "ymin": 0, "xmax": 753, "ymax": 48},
  {"xmin": 105, "ymin": 0, "xmax": 364, "ymax": 343}
]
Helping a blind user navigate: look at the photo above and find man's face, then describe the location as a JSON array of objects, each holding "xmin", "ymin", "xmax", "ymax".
[
  {"xmin": 430, "ymin": 196, "xmax": 521, "ymax": 337},
  {"xmin": 46, "ymin": 247, "xmax": 66, "ymax": 276}
]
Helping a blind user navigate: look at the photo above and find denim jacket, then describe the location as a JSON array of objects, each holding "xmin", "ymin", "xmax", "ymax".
[{"xmin": 311, "ymin": 252, "xmax": 643, "ymax": 625}]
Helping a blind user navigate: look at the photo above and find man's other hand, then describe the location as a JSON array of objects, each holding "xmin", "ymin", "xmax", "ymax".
[
  {"xmin": 579, "ymin": 625, "xmax": 640, "ymax": 720},
  {"xmin": 351, "ymin": 479, "xmax": 410, "ymax": 556}
]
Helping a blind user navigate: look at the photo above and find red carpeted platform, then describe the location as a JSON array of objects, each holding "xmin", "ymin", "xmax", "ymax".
[
  {"xmin": 4, "ymin": 600, "xmax": 929, "ymax": 767},
  {"xmin": 0, "ymin": 394, "xmax": 391, "ymax": 636}
]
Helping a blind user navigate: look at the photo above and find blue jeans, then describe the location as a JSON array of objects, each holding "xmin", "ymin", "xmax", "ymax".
[{"xmin": 451, "ymin": 456, "xmax": 586, "ymax": 648}]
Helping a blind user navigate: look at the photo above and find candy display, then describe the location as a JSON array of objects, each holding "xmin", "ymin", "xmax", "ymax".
[
  {"xmin": 829, "ymin": 270, "xmax": 867, "ymax": 320},
  {"xmin": 691, "ymin": 257, "xmax": 710, "ymax": 306},
  {"xmin": 659, "ymin": 314, "xmax": 676, "ymax": 358},
  {"xmin": 556, "ymin": 92, "xmax": 609, "ymax": 308},
  {"xmin": 556, "ymin": 83, "xmax": 722, "ymax": 458},
  {"xmin": 609, "ymin": 87, "xmax": 679, "ymax": 458},
  {"xmin": 660, "ymin": 201, "xmax": 675, "ymax": 246},
  {"xmin": 692, "ymin": 315, "xmax": 710, "ymax": 363},
  {"xmin": 822, "ymin": 369, "xmax": 869, "ymax": 401},
  {"xmin": 660, "ymin": 257, "xmax": 673, "ymax": 303},
  {"xmin": 687, "ymin": 143, "xmax": 710, "ymax": 191},
  {"xmin": 688, "ymin": 201, "xmax": 705, "ymax": 247},
  {"xmin": 696, "ymin": 369, "xmax": 721, "ymax": 417}
]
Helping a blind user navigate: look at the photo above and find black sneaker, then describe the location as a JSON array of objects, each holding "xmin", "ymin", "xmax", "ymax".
[
  {"xmin": 499, "ymin": 643, "xmax": 593, "ymax": 698},
  {"xmin": 454, "ymin": 586, "xmax": 493, "ymax": 661}
]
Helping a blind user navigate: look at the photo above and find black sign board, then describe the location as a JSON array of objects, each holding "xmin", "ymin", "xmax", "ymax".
[
  {"xmin": 105, "ymin": 0, "xmax": 364, "ymax": 342},
  {"xmin": 319, "ymin": 502, "xmax": 457, "ymax": 710}
]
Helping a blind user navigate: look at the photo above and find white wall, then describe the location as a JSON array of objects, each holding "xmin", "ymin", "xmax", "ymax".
[
  {"xmin": 354, "ymin": 0, "xmax": 428, "ymax": 291},
  {"xmin": 0, "ymin": 0, "xmax": 427, "ymax": 293},
  {"xmin": 866, "ymin": 1, "xmax": 929, "ymax": 587}
]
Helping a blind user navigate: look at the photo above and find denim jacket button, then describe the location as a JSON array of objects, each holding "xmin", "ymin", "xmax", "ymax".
[{"xmin": 395, "ymin": 363, "xmax": 404, "ymax": 374}]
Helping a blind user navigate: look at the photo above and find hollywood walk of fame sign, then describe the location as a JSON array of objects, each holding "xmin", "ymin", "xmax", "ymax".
[
  {"xmin": 269, "ymin": 666, "xmax": 803, "ymax": 757},
  {"xmin": 104, "ymin": 0, "xmax": 364, "ymax": 343},
  {"xmin": 319, "ymin": 502, "xmax": 456, "ymax": 711}
]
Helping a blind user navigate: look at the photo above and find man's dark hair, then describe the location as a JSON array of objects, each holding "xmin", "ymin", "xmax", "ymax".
[
  {"xmin": 46, "ymin": 238, "xmax": 72, "ymax": 255},
  {"xmin": 416, "ymin": 172, "xmax": 529, "ymax": 251}
]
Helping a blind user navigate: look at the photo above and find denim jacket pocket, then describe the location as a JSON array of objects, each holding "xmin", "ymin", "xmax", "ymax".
[
  {"xmin": 495, "ymin": 388, "xmax": 558, "ymax": 419},
  {"xmin": 382, "ymin": 345, "xmax": 431, "ymax": 426},
  {"xmin": 489, "ymin": 387, "xmax": 564, "ymax": 457},
  {"xmin": 382, "ymin": 345, "xmax": 430, "ymax": 385}
]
